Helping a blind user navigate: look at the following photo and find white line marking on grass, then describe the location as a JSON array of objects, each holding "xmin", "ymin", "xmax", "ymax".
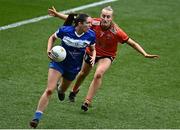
[{"xmin": 0, "ymin": 0, "xmax": 117, "ymax": 31}]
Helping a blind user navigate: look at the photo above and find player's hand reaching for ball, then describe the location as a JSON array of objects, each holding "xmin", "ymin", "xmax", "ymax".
[{"xmin": 47, "ymin": 51, "xmax": 53, "ymax": 60}]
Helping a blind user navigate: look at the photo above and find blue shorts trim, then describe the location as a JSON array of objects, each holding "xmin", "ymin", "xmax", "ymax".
[{"xmin": 49, "ymin": 61, "xmax": 78, "ymax": 81}]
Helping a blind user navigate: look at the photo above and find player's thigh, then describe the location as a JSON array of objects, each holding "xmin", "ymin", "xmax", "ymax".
[
  {"xmin": 96, "ymin": 58, "xmax": 112, "ymax": 74},
  {"xmin": 47, "ymin": 68, "xmax": 62, "ymax": 90}
]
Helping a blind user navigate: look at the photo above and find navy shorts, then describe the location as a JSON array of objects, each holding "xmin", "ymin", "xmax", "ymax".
[{"xmin": 49, "ymin": 61, "xmax": 78, "ymax": 81}]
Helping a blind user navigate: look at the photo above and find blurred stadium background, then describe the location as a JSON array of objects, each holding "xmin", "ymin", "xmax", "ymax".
[{"xmin": 0, "ymin": 0, "xmax": 180, "ymax": 128}]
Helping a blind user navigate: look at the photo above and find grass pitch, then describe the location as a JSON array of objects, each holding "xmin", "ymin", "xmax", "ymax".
[{"xmin": 0, "ymin": 0, "xmax": 180, "ymax": 128}]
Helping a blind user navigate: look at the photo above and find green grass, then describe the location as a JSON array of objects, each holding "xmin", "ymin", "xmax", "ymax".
[
  {"xmin": 0, "ymin": 0, "xmax": 180, "ymax": 128},
  {"xmin": 0, "ymin": 0, "xmax": 100, "ymax": 26}
]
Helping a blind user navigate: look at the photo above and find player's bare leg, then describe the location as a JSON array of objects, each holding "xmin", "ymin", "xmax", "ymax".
[
  {"xmin": 81, "ymin": 58, "xmax": 111, "ymax": 111},
  {"xmin": 30, "ymin": 68, "xmax": 61, "ymax": 128},
  {"xmin": 69, "ymin": 61, "xmax": 92, "ymax": 102}
]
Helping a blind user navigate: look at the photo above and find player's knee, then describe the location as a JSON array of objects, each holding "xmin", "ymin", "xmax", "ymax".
[
  {"xmin": 45, "ymin": 89, "xmax": 53, "ymax": 96},
  {"xmin": 94, "ymin": 72, "xmax": 103, "ymax": 80}
]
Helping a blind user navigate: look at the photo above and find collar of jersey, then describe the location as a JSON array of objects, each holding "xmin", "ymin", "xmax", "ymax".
[{"xmin": 75, "ymin": 31, "xmax": 85, "ymax": 37}]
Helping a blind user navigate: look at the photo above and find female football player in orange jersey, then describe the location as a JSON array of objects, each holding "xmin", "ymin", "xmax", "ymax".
[{"xmin": 48, "ymin": 6, "xmax": 159, "ymax": 111}]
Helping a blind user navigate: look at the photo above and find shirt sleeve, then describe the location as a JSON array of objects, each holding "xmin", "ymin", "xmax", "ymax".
[
  {"xmin": 55, "ymin": 26, "xmax": 65, "ymax": 39},
  {"xmin": 89, "ymin": 31, "xmax": 96, "ymax": 46},
  {"xmin": 116, "ymin": 28, "xmax": 129, "ymax": 44}
]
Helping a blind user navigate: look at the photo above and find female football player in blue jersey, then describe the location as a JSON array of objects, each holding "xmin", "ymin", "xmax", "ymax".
[{"xmin": 30, "ymin": 13, "xmax": 96, "ymax": 128}]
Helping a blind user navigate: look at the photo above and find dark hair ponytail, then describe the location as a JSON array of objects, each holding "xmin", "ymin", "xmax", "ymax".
[
  {"xmin": 63, "ymin": 13, "xmax": 78, "ymax": 26},
  {"xmin": 63, "ymin": 13, "xmax": 89, "ymax": 26}
]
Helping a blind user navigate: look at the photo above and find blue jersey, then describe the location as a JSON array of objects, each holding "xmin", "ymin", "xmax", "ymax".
[{"xmin": 54, "ymin": 26, "xmax": 95, "ymax": 74}]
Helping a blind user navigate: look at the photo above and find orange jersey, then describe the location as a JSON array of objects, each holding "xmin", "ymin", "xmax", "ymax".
[{"xmin": 86, "ymin": 18, "xmax": 129, "ymax": 58}]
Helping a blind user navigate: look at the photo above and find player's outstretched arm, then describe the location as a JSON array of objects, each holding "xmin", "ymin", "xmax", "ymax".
[
  {"xmin": 126, "ymin": 38, "xmax": 159, "ymax": 58},
  {"xmin": 48, "ymin": 6, "xmax": 68, "ymax": 20}
]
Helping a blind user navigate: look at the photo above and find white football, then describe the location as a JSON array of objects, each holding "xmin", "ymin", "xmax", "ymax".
[{"xmin": 51, "ymin": 46, "xmax": 66, "ymax": 62}]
